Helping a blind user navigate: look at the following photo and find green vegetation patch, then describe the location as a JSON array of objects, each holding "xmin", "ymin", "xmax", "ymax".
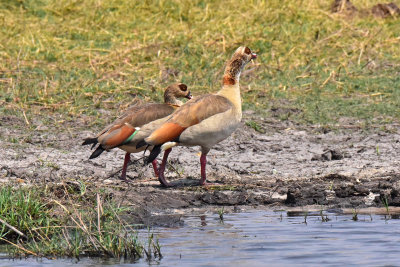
[
  {"xmin": 0, "ymin": 184, "xmax": 160, "ymax": 260},
  {"xmin": 0, "ymin": 0, "xmax": 399, "ymax": 127}
]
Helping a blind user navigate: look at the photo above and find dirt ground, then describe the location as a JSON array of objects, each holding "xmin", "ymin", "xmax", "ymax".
[{"xmin": 1, "ymin": 111, "xmax": 400, "ymax": 226}]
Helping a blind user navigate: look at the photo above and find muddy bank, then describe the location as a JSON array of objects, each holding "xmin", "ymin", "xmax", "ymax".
[{"xmin": 1, "ymin": 111, "xmax": 400, "ymax": 226}]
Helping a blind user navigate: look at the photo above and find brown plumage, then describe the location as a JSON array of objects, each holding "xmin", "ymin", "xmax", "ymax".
[
  {"xmin": 92, "ymin": 103, "xmax": 177, "ymax": 151},
  {"xmin": 82, "ymin": 83, "xmax": 191, "ymax": 180},
  {"xmin": 146, "ymin": 94, "xmax": 233, "ymax": 145},
  {"xmin": 143, "ymin": 46, "xmax": 257, "ymax": 187}
]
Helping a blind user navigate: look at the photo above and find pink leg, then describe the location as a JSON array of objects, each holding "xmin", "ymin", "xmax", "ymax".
[
  {"xmin": 200, "ymin": 154, "xmax": 207, "ymax": 185},
  {"xmin": 151, "ymin": 160, "xmax": 159, "ymax": 177},
  {"xmin": 120, "ymin": 153, "xmax": 131, "ymax": 180},
  {"xmin": 158, "ymin": 148, "xmax": 172, "ymax": 187}
]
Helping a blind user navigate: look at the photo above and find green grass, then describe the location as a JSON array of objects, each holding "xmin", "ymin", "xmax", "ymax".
[
  {"xmin": 382, "ymin": 195, "xmax": 390, "ymax": 214},
  {"xmin": 1, "ymin": 0, "xmax": 400, "ymax": 126},
  {"xmin": 246, "ymin": 120, "xmax": 264, "ymax": 133},
  {"xmin": 0, "ymin": 186, "xmax": 56, "ymax": 240},
  {"xmin": 218, "ymin": 207, "xmax": 224, "ymax": 222},
  {"xmin": 0, "ymin": 185, "xmax": 160, "ymax": 260}
]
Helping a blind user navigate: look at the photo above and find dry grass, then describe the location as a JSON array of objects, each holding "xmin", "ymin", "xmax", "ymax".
[{"xmin": 0, "ymin": 0, "xmax": 399, "ymax": 125}]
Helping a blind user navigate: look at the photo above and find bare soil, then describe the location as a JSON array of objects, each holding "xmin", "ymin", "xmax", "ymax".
[
  {"xmin": 1, "ymin": 111, "xmax": 400, "ymax": 226},
  {"xmin": 331, "ymin": 0, "xmax": 400, "ymax": 19}
]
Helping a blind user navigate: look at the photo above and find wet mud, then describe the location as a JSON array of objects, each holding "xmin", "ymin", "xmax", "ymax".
[{"xmin": 1, "ymin": 111, "xmax": 400, "ymax": 226}]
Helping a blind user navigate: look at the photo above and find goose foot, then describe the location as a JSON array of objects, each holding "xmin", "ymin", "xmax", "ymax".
[{"xmin": 158, "ymin": 148, "xmax": 172, "ymax": 187}]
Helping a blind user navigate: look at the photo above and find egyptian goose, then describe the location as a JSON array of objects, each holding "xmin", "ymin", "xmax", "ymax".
[
  {"xmin": 141, "ymin": 47, "xmax": 257, "ymax": 186},
  {"xmin": 82, "ymin": 83, "xmax": 192, "ymax": 180}
]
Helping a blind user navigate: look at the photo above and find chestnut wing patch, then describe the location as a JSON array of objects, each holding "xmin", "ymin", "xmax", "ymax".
[
  {"xmin": 96, "ymin": 103, "xmax": 175, "ymax": 148},
  {"xmin": 98, "ymin": 123, "xmax": 136, "ymax": 149}
]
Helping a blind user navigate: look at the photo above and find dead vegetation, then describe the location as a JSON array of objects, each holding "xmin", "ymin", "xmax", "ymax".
[{"xmin": 331, "ymin": 0, "xmax": 400, "ymax": 18}]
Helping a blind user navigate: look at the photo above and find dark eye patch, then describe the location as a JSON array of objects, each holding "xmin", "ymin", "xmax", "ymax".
[
  {"xmin": 179, "ymin": 83, "xmax": 187, "ymax": 91},
  {"xmin": 244, "ymin": 47, "xmax": 251, "ymax": 55}
]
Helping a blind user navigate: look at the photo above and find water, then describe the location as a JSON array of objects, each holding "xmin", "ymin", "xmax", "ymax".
[{"xmin": 1, "ymin": 210, "xmax": 399, "ymax": 267}]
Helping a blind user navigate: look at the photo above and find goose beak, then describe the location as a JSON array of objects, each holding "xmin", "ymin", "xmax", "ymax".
[
  {"xmin": 251, "ymin": 53, "xmax": 257, "ymax": 60},
  {"xmin": 186, "ymin": 91, "xmax": 193, "ymax": 99}
]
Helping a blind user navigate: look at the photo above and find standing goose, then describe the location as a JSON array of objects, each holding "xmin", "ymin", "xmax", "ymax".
[
  {"xmin": 82, "ymin": 83, "xmax": 192, "ymax": 180},
  {"xmin": 141, "ymin": 46, "xmax": 257, "ymax": 186}
]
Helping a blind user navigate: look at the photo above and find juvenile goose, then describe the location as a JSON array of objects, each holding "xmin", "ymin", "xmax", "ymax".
[
  {"xmin": 82, "ymin": 83, "xmax": 192, "ymax": 180},
  {"xmin": 141, "ymin": 47, "xmax": 257, "ymax": 186}
]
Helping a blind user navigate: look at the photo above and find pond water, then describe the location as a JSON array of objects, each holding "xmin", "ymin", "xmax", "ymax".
[{"xmin": 1, "ymin": 210, "xmax": 399, "ymax": 266}]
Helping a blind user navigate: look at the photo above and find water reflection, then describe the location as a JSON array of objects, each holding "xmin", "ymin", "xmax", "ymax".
[
  {"xmin": 200, "ymin": 215, "xmax": 207, "ymax": 227},
  {"xmin": 1, "ymin": 211, "xmax": 400, "ymax": 266}
]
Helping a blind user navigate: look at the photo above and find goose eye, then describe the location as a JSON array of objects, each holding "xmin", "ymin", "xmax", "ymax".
[
  {"xmin": 179, "ymin": 84, "xmax": 187, "ymax": 91},
  {"xmin": 244, "ymin": 47, "xmax": 251, "ymax": 55}
]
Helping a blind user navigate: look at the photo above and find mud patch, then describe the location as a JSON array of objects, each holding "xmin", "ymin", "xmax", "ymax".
[
  {"xmin": 331, "ymin": 0, "xmax": 400, "ymax": 18},
  {"xmin": 1, "ymin": 112, "xmax": 400, "ymax": 226},
  {"xmin": 311, "ymin": 149, "xmax": 349, "ymax": 161},
  {"xmin": 371, "ymin": 3, "xmax": 400, "ymax": 18},
  {"xmin": 331, "ymin": 0, "xmax": 358, "ymax": 15}
]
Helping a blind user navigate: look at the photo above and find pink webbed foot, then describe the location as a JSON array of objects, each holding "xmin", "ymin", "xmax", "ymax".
[{"xmin": 158, "ymin": 171, "xmax": 172, "ymax": 187}]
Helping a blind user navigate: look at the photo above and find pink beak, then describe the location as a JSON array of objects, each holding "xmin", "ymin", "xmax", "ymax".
[{"xmin": 251, "ymin": 53, "xmax": 257, "ymax": 60}]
